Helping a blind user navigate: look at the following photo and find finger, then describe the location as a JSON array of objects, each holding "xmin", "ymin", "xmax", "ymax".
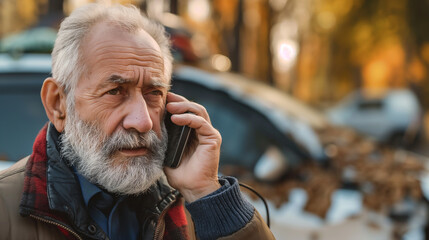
[
  {"xmin": 166, "ymin": 92, "xmax": 211, "ymax": 123},
  {"xmin": 172, "ymin": 113, "xmax": 219, "ymax": 139},
  {"xmin": 167, "ymin": 102, "xmax": 211, "ymax": 123},
  {"xmin": 167, "ymin": 92, "xmax": 188, "ymax": 103}
]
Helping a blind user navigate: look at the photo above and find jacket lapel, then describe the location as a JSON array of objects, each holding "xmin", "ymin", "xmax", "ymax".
[{"xmin": 19, "ymin": 122, "xmax": 189, "ymax": 240}]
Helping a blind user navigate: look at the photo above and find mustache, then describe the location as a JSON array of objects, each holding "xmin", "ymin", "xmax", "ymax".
[{"xmin": 101, "ymin": 128, "xmax": 161, "ymax": 156}]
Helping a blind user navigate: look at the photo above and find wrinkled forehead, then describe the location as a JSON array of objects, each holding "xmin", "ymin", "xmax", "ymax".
[{"xmin": 80, "ymin": 20, "xmax": 164, "ymax": 69}]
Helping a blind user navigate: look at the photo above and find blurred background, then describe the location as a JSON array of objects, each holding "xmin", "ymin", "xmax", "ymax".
[{"xmin": 1, "ymin": 0, "xmax": 429, "ymax": 239}]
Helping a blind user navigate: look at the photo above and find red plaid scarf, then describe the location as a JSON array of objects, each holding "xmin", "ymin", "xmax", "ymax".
[{"xmin": 20, "ymin": 124, "xmax": 189, "ymax": 240}]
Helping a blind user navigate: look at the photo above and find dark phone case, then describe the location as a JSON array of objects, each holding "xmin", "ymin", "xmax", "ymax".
[{"xmin": 164, "ymin": 112, "xmax": 192, "ymax": 168}]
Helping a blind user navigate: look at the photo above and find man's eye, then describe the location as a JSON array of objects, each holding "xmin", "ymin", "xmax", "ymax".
[
  {"xmin": 107, "ymin": 88, "xmax": 121, "ymax": 95},
  {"xmin": 149, "ymin": 90, "xmax": 163, "ymax": 96}
]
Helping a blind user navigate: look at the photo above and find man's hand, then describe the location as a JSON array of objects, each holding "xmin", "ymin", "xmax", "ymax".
[{"xmin": 163, "ymin": 92, "xmax": 222, "ymax": 202}]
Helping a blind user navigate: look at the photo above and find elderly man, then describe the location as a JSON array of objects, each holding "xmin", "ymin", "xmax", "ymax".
[{"xmin": 0, "ymin": 3, "xmax": 273, "ymax": 240}]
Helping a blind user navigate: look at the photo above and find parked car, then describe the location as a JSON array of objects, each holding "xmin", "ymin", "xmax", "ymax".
[{"xmin": 327, "ymin": 89, "xmax": 424, "ymax": 148}]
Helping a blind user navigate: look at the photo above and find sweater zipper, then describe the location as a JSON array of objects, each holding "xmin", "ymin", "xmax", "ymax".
[
  {"xmin": 30, "ymin": 214, "xmax": 83, "ymax": 240},
  {"xmin": 152, "ymin": 199, "xmax": 176, "ymax": 240}
]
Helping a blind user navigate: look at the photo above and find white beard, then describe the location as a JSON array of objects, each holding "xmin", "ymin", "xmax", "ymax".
[{"xmin": 60, "ymin": 109, "xmax": 167, "ymax": 195}]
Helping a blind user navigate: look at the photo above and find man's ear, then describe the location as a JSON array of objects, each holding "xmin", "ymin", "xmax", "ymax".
[{"xmin": 41, "ymin": 77, "xmax": 67, "ymax": 132}]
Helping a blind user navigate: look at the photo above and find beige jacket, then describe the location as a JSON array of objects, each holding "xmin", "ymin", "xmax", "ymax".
[{"xmin": 0, "ymin": 158, "xmax": 274, "ymax": 240}]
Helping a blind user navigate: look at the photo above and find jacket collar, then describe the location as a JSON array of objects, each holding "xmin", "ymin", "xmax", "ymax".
[{"xmin": 20, "ymin": 122, "xmax": 181, "ymax": 239}]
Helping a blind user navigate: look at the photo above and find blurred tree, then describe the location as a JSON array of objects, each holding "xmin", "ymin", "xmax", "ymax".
[
  {"xmin": 325, "ymin": 0, "xmax": 427, "ymax": 105},
  {"xmin": 406, "ymin": 0, "xmax": 429, "ymax": 108},
  {"xmin": 0, "ymin": 0, "xmax": 63, "ymax": 38},
  {"xmin": 268, "ymin": 0, "xmax": 427, "ymax": 108},
  {"xmin": 38, "ymin": 0, "xmax": 64, "ymax": 29},
  {"xmin": 211, "ymin": 0, "xmax": 242, "ymax": 71}
]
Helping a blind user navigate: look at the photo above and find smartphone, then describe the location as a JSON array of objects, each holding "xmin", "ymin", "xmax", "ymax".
[{"xmin": 164, "ymin": 111, "xmax": 193, "ymax": 168}]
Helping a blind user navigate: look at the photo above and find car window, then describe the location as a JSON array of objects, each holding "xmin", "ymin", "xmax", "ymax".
[
  {"xmin": 171, "ymin": 77, "xmax": 310, "ymax": 171},
  {"xmin": 0, "ymin": 72, "xmax": 48, "ymax": 161}
]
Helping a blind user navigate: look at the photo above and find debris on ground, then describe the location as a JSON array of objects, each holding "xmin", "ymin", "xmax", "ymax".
[{"xmin": 221, "ymin": 126, "xmax": 426, "ymax": 218}]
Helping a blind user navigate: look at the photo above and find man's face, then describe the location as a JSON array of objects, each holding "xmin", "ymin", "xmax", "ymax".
[
  {"xmin": 76, "ymin": 21, "xmax": 168, "ymax": 157},
  {"xmin": 60, "ymin": 21, "xmax": 169, "ymax": 194}
]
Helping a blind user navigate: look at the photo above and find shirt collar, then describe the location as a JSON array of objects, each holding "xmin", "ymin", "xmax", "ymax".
[{"xmin": 73, "ymin": 168, "xmax": 104, "ymax": 207}]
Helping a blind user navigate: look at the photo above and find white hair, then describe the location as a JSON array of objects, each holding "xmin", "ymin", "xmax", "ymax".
[{"xmin": 51, "ymin": 3, "xmax": 173, "ymax": 106}]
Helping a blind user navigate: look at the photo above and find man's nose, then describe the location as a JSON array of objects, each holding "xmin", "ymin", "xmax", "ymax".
[{"xmin": 122, "ymin": 97, "xmax": 153, "ymax": 133}]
